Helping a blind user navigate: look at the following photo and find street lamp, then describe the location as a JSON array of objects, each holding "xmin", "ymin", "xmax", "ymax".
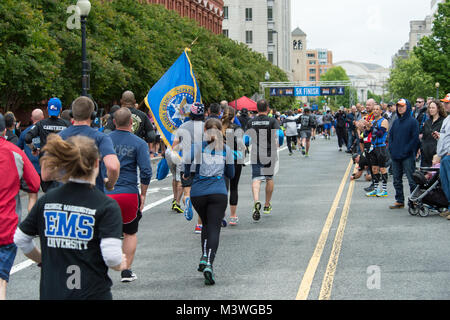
[
  {"xmin": 78, "ymin": 0, "xmax": 91, "ymax": 97},
  {"xmin": 436, "ymin": 82, "xmax": 440, "ymax": 99}
]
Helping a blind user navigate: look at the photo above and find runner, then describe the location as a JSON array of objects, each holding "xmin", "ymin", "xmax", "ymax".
[
  {"xmin": 17, "ymin": 109, "xmax": 45, "ymax": 212},
  {"xmin": 173, "ymin": 102, "xmax": 205, "ymax": 233},
  {"xmin": 366, "ymin": 105, "xmax": 390, "ymax": 197},
  {"xmin": 25, "ymin": 98, "xmax": 72, "ymax": 192},
  {"xmin": 55, "ymin": 96, "xmax": 120, "ymax": 193},
  {"xmin": 222, "ymin": 106, "xmax": 245, "ymax": 226},
  {"xmin": 350, "ymin": 152, "xmax": 371, "ymax": 181},
  {"xmin": 282, "ymin": 110, "xmax": 299, "ymax": 156},
  {"xmin": 298, "ymin": 108, "xmax": 316, "ymax": 157},
  {"xmin": 323, "ymin": 111, "xmax": 333, "ymax": 140},
  {"xmin": 246, "ymin": 99, "xmax": 280, "ymax": 221},
  {"xmin": 14, "ymin": 134, "xmax": 126, "ymax": 300},
  {"xmin": 165, "ymin": 146, "xmax": 184, "ymax": 214},
  {"xmin": 0, "ymin": 113, "xmax": 40, "ymax": 300},
  {"xmin": 105, "ymin": 107, "xmax": 152, "ymax": 282},
  {"xmin": 183, "ymin": 118, "xmax": 234, "ymax": 285}
]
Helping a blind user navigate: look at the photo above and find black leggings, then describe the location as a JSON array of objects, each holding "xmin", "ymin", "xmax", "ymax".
[
  {"xmin": 286, "ymin": 136, "xmax": 297, "ymax": 153},
  {"xmin": 191, "ymin": 194, "xmax": 228, "ymax": 265},
  {"xmin": 225, "ymin": 164, "xmax": 243, "ymax": 206}
]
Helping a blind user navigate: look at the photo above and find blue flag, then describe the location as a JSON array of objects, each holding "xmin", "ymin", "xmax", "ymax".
[{"xmin": 145, "ymin": 49, "xmax": 201, "ymax": 148}]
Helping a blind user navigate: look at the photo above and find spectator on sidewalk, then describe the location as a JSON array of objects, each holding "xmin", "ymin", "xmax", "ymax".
[
  {"xmin": 388, "ymin": 99, "xmax": 420, "ymax": 209},
  {"xmin": 435, "ymin": 94, "xmax": 450, "ymax": 218}
]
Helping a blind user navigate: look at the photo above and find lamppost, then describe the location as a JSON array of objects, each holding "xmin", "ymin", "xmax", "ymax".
[
  {"xmin": 436, "ymin": 82, "xmax": 440, "ymax": 99},
  {"xmin": 78, "ymin": 0, "xmax": 91, "ymax": 97}
]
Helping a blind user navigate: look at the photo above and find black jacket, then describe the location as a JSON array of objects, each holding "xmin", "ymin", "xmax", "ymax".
[{"xmin": 25, "ymin": 117, "xmax": 71, "ymax": 148}]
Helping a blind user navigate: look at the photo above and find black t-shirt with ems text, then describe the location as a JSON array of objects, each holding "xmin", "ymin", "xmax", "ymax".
[
  {"xmin": 247, "ymin": 115, "xmax": 280, "ymax": 164},
  {"xmin": 19, "ymin": 182, "xmax": 122, "ymax": 300}
]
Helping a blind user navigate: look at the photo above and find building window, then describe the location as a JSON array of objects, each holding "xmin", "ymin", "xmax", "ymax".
[
  {"xmin": 245, "ymin": 8, "xmax": 252, "ymax": 21},
  {"xmin": 223, "ymin": 29, "xmax": 229, "ymax": 37},
  {"xmin": 307, "ymin": 53, "xmax": 315, "ymax": 58},
  {"xmin": 309, "ymin": 76, "xmax": 316, "ymax": 81},
  {"xmin": 309, "ymin": 68, "xmax": 316, "ymax": 74},
  {"xmin": 246, "ymin": 30, "xmax": 253, "ymax": 44},
  {"xmin": 268, "ymin": 53, "xmax": 274, "ymax": 63},
  {"xmin": 267, "ymin": 7, "xmax": 273, "ymax": 21},
  {"xmin": 268, "ymin": 30, "xmax": 273, "ymax": 43},
  {"xmin": 309, "ymin": 60, "xmax": 316, "ymax": 65},
  {"xmin": 224, "ymin": 6, "xmax": 228, "ymax": 19}
]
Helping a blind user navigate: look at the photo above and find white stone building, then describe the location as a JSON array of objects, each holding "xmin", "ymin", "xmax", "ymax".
[{"xmin": 222, "ymin": 0, "xmax": 292, "ymax": 77}]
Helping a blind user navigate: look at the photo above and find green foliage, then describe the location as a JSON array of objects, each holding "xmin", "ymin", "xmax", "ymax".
[
  {"xmin": 1, "ymin": 0, "xmax": 288, "ymax": 111},
  {"xmin": 414, "ymin": 0, "xmax": 449, "ymax": 97},
  {"xmin": 316, "ymin": 66, "xmax": 357, "ymax": 109},
  {"xmin": 388, "ymin": 54, "xmax": 435, "ymax": 102}
]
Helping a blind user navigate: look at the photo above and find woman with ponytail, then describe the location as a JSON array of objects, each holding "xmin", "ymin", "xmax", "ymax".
[
  {"xmin": 184, "ymin": 118, "xmax": 235, "ymax": 285},
  {"xmin": 14, "ymin": 134, "xmax": 126, "ymax": 300},
  {"xmin": 221, "ymin": 106, "xmax": 245, "ymax": 226}
]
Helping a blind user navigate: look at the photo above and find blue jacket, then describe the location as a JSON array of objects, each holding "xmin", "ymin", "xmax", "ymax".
[{"xmin": 388, "ymin": 99, "xmax": 420, "ymax": 160}]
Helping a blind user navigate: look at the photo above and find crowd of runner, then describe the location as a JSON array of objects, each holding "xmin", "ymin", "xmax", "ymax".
[{"xmin": 1, "ymin": 91, "xmax": 449, "ymax": 299}]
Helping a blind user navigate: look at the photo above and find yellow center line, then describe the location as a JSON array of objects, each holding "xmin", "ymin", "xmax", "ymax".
[
  {"xmin": 296, "ymin": 159, "xmax": 353, "ymax": 300},
  {"xmin": 319, "ymin": 167, "xmax": 357, "ymax": 300}
]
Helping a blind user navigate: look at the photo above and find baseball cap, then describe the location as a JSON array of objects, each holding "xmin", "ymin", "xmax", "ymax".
[
  {"xmin": 190, "ymin": 102, "xmax": 205, "ymax": 116},
  {"xmin": 0, "ymin": 113, "xmax": 5, "ymax": 132},
  {"xmin": 48, "ymin": 97, "xmax": 62, "ymax": 117},
  {"xmin": 441, "ymin": 93, "xmax": 450, "ymax": 103},
  {"xmin": 396, "ymin": 98, "xmax": 407, "ymax": 106}
]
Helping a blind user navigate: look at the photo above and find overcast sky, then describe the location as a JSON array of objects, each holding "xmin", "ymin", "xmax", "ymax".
[{"xmin": 291, "ymin": 0, "xmax": 432, "ymax": 68}]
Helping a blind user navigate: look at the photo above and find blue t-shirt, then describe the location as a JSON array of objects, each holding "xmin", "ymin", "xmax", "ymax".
[
  {"xmin": 105, "ymin": 130, "xmax": 152, "ymax": 195},
  {"xmin": 17, "ymin": 125, "xmax": 41, "ymax": 174},
  {"xmin": 59, "ymin": 125, "xmax": 116, "ymax": 191}
]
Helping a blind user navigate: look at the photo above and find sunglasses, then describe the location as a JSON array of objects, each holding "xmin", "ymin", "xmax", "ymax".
[{"xmin": 416, "ymin": 101, "xmax": 424, "ymax": 103}]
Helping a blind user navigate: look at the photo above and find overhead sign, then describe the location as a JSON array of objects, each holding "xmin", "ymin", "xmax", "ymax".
[
  {"xmin": 320, "ymin": 86, "xmax": 345, "ymax": 96},
  {"xmin": 270, "ymin": 87, "xmax": 294, "ymax": 96},
  {"xmin": 270, "ymin": 86, "xmax": 344, "ymax": 97}
]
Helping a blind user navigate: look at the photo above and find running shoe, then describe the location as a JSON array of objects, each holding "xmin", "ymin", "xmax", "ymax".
[
  {"xmin": 305, "ymin": 153, "xmax": 309, "ymax": 158},
  {"xmin": 229, "ymin": 216, "xmax": 239, "ymax": 226},
  {"xmin": 198, "ymin": 255, "xmax": 208, "ymax": 272},
  {"xmin": 121, "ymin": 269, "xmax": 137, "ymax": 283},
  {"xmin": 366, "ymin": 190, "xmax": 378, "ymax": 197},
  {"xmin": 194, "ymin": 224, "xmax": 202, "ymax": 234},
  {"xmin": 184, "ymin": 197, "xmax": 193, "ymax": 221},
  {"xmin": 289, "ymin": 152, "xmax": 293, "ymax": 156},
  {"xmin": 203, "ymin": 264, "xmax": 215, "ymax": 285},
  {"xmin": 252, "ymin": 201, "xmax": 262, "ymax": 221},
  {"xmin": 172, "ymin": 203, "xmax": 183, "ymax": 214},
  {"xmin": 171, "ymin": 199, "xmax": 176, "ymax": 210},
  {"xmin": 376, "ymin": 190, "xmax": 388, "ymax": 197},
  {"xmin": 222, "ymin": 219, "xmax": 227, "ymax": 227},
  {"xmin": 263, "ymin": 203, "xmax": 272, "ymax": 215},
  {"xmin": 364, "ymin": 184, "xmax": 375, "ymax": 192}
]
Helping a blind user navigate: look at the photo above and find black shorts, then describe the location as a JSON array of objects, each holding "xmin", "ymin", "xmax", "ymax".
[
  {"xmin": 181, "ymin": 174, "xmax": 194, "ymax": 188},
  {"xmin": 368, "ymin": 146, "xmax": 389, "ymax": 168}
]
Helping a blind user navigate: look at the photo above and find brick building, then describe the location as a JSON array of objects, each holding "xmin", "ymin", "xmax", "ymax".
[{"xmin": 144, "ymin": 0, "xmax": 224, "ymax": 34}]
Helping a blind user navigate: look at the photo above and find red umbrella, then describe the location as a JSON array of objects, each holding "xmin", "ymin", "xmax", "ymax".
[{"xmin": 229, "ymin": 96, "xmax": 257, "ymax": 112}]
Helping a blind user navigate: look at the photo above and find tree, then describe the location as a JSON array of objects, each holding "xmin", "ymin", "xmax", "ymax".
[
  {"xmin": 317, "ymin": 66, "xmax": 357, "ymax": 109},
  {"xmin": 414, "ymin": 1, "xmax": 449, "ymax": 97},
  {"xmin": 2, "ymin": 0, "xmax": 289, "ymax": 112},
  {"xmin": 388, "ymin": 54, "xmax": 435, "ymax": 102}
]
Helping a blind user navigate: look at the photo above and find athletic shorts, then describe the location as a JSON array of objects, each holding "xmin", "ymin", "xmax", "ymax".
[
  {"xmin": 107, "ymin": 193, "xmax": 142, "ymax": 235},
  {"xmin": 166, "ymin": 156, "xmax": 181, "ymax": 182},
  {"xmin": 181, "ymin": 174, "xmax": 194, "ymax": 187},
  {"xmin": 368, "ymin": 146, "xmax": 389, "ymax": 168},
  {"xmin": 252, "ymin": 163, "xmax": 274, "ymax": 181},
  {"xmin": 323, "ymin": 123, "xmax": 331, "ymax": 131},
  {"xmin": 0, "ymin": 243, "xmax": 17, "ymax": 282},
  {"xmin": 300, "ymin": 130, "xmax": 312, "ymax": 140}
]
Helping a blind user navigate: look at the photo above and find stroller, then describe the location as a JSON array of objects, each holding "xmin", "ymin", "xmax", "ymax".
[{"xmin": 408, "ymin": 167, "xmax": 449, "ymax": 217}]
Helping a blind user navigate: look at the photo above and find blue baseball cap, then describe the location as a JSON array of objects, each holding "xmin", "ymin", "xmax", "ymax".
[{"xmin": 48, "ymin": 98, "xmax": 62, "ymax": 117}]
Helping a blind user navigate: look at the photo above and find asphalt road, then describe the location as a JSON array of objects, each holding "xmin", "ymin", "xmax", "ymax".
[{"xmin": 7, "ymin": 134, "xmax": 450, "ymax": 300}]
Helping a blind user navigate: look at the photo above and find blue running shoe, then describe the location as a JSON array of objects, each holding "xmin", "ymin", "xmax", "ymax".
[
  {"xmin": 184, "ymin": 197, "xmax": 193, "ymax": 221},
  {"xmin": 203, "ymin": 264, "xmax": 215, "ymax": 285}
]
